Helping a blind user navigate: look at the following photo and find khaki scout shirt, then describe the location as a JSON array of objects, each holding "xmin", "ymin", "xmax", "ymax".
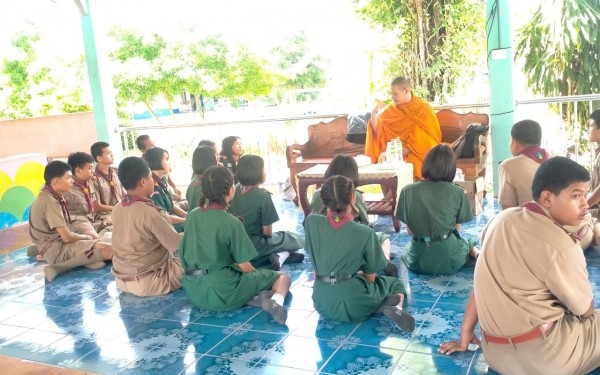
[
  {"xmin": 474, "ymin": 204, "xmax": 592, "ymax": 336},
  {"xmin": 28, "ymin": 190, "xmax": 66, "ymax": 246},
  {"xmin": 91, "ymin": 166, "xmax": 125, "ymax": 207},
  {"xmin": 498, "ymin": 155, "xmax": 541, "ymax": 208},
  {"xmin": 111, "ymin": 200, "xmax": 182, "ymax": 278},
  {"xmin": 64, "ymin": 184, "xmax": 95, "ymax": 222}
]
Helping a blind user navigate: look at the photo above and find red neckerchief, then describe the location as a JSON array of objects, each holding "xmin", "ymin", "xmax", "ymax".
[
  {"xmin": 326, "ymin": 211, "xmax": 354, "ymax": 229},
  {"xmin": 43, "ymin": 184, "xmax": 72, "ymax": 224},
  {"xmin": 240, "ymin": 185, "xmax": 257, "ymax": 195},
  {"xmin": 94, "ymin": 166, "xmax": 119, "ymax": 198},
  {"xmin": 201, "ymin": 203, "xmax": 227, "ymax": 212},
  {"xmin": 522, "ymin": 202, "xmax": 588, "ymax": 241},
  {"xmin": 519, "ymin": 147, "xmax": 549, "ymax": 164},
  {"xmin": 72, "ymin": 176, "xmax": 94, "ymax": 213},
  {"xmin": 152, "ymin": 173, "xmax": 174, "ymax": 205},
  {"xmin": 122, "ymin": 194, "xmax": 162, "ymax": 212}
]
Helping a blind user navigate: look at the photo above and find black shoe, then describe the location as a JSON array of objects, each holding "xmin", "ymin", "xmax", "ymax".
[
  {"xmin": 260, "ymin": 298, "xmax": 288, "ymax": 324},
  {"xmin": 246, "ymin": 290, "xmax": 275, "ymax": 307},
  {"xmin": 284, "ymin": 252, "xmax": 305, "ymax": 264},
  {"xmin": 375, "ymin": 294, "xmax": 402, "ymax": 313},
  {"xmin": 384, "ymin": 261, "xmax": 399, "ymax": 277},
  {"xmin": 383, "ymin": 306, "xmax": 415, "ymax": 333},
  {"xmin": 269, "ymin": 253, "xmax": 281, "ymax": 271}
]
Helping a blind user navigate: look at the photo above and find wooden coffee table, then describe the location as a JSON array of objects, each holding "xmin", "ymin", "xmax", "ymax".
[{"xmin": 296, "ymin": 162, "xmax": 414, "ymax": 232}]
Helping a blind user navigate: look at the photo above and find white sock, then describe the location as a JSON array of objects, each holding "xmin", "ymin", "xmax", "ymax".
[
  {"xmin": 272, "ymin": 293, "xmax": 285, "ymax": 306},
  {"xmin": 277, "ymin": 251, "xmax": 290, "ymax": 265}
]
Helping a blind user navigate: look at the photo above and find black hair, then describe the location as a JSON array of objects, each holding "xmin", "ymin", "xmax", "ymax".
[
  {"xmin": 391, "ymin": 76, "xmax": 411, "ymax": 88},
  {"xmin": 90, "ymin": 142, "xmax": 110, "ymax": 163},
  {"xmin": 199, "ymin": 166, "xmax": 235, "ymax": 208},
  {"xmin": 220, "ymin": 136, "xmax": 240, "ymax": 160},
  {"xmin": 145, "ymin": 147, "xmax": 168, "ymax": 171},
  {"xmin": 192, "ymin": 146, "xmax": 218, "ymax": 176},
  {"xmin": 67, "ymin": 152, "xmax": 94, "ymax": 172},
  {"xmin": 118, "ymin": 157, "xmax": 151, "ymax": 190},
  {"xmin": 532, "ymin": 156, "xmax": 590, "ymax": 200},
  {"xmin": 44, "ymin": 160, "xmax": 71, "ymax": 185},
  {"xmin": 236, "ymin": 154, "xmax": 265, "ymax": 185},
  {"xmin": 422, "ymin": 144, "xmax": 456, "ymax": 182},
  {"xmin": 511, "ymin": 120, "xmax": 542, "ymax": 146},
  {"xmin": 198, "ymin": 139, "xmax": 216, "ymax": 148},
  {"xmin": 320, "ymin": 175, "xmax": 358, "ymax": 215},
  {"xmin": 136, "ymin": 134, "xmax": 150, "ymax": 151},
  {"xmin": 324, "ymin": 155, "xmax": 359, "ymax": 187},
  {"xmin": 591, "ymin": 109, "xmax": 600, "ymax": 129}
]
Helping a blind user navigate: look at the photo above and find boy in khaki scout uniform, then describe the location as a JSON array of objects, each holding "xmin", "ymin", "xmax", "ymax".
[
  {"xmin": 64, "ymin": 152, "xmax": 111, "ymax": 239},
  {"xmin": 439, "ymin": 157, "xmax": 600, "ymax": 375},
  {"xmin": 29, "ymin": 161, "xmax": 114, "ymax": 282},
  {"xmin": 111, "ymin": 157, "xmax": 183, "ymax": 297},
  {"xmin": 498, "ymin": 120, "xmax": 550, "ymax": 209},
  {"xmin": 90, "ymin": 142, "xmax": 125, "ymax": 224}
]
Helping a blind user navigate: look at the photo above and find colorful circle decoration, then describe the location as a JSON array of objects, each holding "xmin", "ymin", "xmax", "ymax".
[
  {"xmin": 0, "ymin": 212, "xmax": 19, "ymax": 230},
  {"xmin": 0, "ymin": 160, "xmax": 45, "ymax": 229},
  {"xmin": 15, "ymin": 162, "xmax": 45, "ymax": 196},
  {"xmin": 0, "ymin": 186, "xmax": 35, "ymax": 224},
  {"xmin": 0, "ymin": 171, "xmax": 11, "ymax": 201}
]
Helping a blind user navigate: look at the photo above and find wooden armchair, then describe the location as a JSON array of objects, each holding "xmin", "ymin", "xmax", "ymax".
[
  {"xmin": 285, "ymin": 116, "xmax": 364, "ymax": 200},
  {"xmin": 437, "ymin": 109, "xmax": 490, "ymax": 177}
]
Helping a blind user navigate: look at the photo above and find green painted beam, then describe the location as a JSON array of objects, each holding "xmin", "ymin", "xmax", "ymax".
[{"xmin": 486, "ymin": 0, "xmax": 515, "ymax": 196}]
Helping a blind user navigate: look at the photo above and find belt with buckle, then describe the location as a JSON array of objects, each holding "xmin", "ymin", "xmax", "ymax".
[
  {"xmin": 315, "ymin": 273, "xmax": 353, "ymax": 285},
  {"xmin": 185, "ymin": 268, "xmax": 209, "ymax": 277},
  {"xmin": 118, "ymin": 269, "xmax": 155, "ymax": 282},
  {"xmin": 482, "ymin": 321, "xmax": 555, "ymax": 345},
  {"xmin": 412, "ymin": 230, "xmax": 454, "ymax": 244}
]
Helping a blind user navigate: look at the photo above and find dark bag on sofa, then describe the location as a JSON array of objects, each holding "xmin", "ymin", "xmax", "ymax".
[
  {"xmin": 451, "ymin": 124, "xmax": 489, "ymax": 158},
  {"xmin": 346, "ymin": 112, "xmax": 371, "ymax": 145}
]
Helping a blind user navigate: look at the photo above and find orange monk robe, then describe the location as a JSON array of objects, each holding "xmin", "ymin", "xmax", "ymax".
[{"xmin": 365, "ymin": 92, "xmax": 441, "ymax": 180}]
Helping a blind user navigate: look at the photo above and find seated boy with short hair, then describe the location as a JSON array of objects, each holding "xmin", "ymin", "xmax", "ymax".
[
  {"xmin": 64, "ymin": 152, "xmax": 111, "ymax": 239},
  {"xmin": 111, "ymin": 157, "xmax": 184, "ymax": 297},
  {"xmin": 91, "ymin": 142, "xmax": 125, "ymax": 224},
  {"xmin": 29, "ymin": 161, "xmax": 114, "ymax": 282}
]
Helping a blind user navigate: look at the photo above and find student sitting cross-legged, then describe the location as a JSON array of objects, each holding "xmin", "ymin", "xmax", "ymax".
[
  {"xmin": 304, "ymin": 175, "xmax": 415, "ymax": 332},
  {"xmin": 145, "ymin": 147, "xmax": 187, "ymax": 232},
  {"xmin": 90, "ymin": 142, "xmax": 125, "ymax": 224},
  {"xmin": 186, "ymin": 146, "xmax": 218, "ymax": 212},
  {"xmin": 179, "ymin": 166, "xmax": 291, "ymax": 324},
  {"xmin": 395, "ymin": 144, "xmax": 479, "ymax": 275},
  {"xmin": 229, "ymin": 155, "xmax": 305, "ymax": 271},
  {"xmin": 29, "ymin": 161, "xmax": 113, "ymax": 282},
  {"xmin": 111, "ymin": 157, "xmax": 184, "ymax": 297}
]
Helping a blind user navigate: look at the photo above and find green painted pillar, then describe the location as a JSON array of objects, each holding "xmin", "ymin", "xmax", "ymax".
[
  {"xmin": 79, "ymin": 0, "xmax": 122, "ymax": 158},
  {"xmin": 487, "ymin": 0, "xmax": 515, "ymax": 196}
]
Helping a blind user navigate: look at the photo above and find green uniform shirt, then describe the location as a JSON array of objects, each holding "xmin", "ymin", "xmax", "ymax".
[
  {"xmin": 305, "ymin": 214, "xmax": 404, "ymax": 322},
  {"xmin": 396, "ymin": 180, "xmax": 476, "ymax": 275},
  {"xmin": 310, "ymin": 188, "xmax": 369, "ymax": 224},
  {"xmin": 152, "ymin": 181, "xmax": 184, "ymax": 232},
  {"xmin": 185, "ymin": 175, "xmax": 203, "ymax": 212},
  {"xmin": 179, "ymin": 207, "xmax": 279, "ymax": 311}
]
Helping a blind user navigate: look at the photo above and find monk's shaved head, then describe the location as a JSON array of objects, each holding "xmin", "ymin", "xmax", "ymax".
[
  {"xmin": 390, "ymin": 76, "xmax": 412, "ymax": 105},
  {"xmin": 391, "ymin": 76, "xmax": 411, "ymax": 88}
]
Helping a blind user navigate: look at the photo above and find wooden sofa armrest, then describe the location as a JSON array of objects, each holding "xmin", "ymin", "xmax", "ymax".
[{"xmin": 286, "ymin": 143, "xmax": 305, "ymax": 167}]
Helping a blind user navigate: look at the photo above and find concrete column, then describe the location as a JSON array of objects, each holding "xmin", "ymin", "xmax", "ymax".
[
  {"xmin": 486, "ymin": 0, "xmax": 515, "ymax": 195},
  {"xmin": 79, "ymin": 0, "xmax": 123, "ymax": 160}
]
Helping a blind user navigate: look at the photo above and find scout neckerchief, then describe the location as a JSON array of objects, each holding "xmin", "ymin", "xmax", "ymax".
[
  {"xmin": 519, "ymin": 147, "xmax": 549, "ymax": 164},
  {"xmin": 326, "ymin": 210, "xmax": 354, "ymax": 230},
  {"xmin": 240, "ymin": 185, "xmax": 257, "ymax": 195},
  {"xmin": 201, "ymin": 203, "xmax": 227, "ymax": 212},
  {"xmin": 122, "ymin": 194, "xmax": 162, "ymax": 212},
  {"xmin": 522, "ymin": 202, "xmax": 589, "ymax": 242},
  {"xmin": 43, "ymin": 184, "xmax": 72, "ymax": 224},
  {"xmin": 94, "ymin": 165, "xmax": 119, "ymax": 198},
  {"xmin": 72, "ymin": 176, "xmax": 94, "ymax": 214},
  {"xmin": 152, "ymin": 173, "xmax": 174, "ymax": 205}
]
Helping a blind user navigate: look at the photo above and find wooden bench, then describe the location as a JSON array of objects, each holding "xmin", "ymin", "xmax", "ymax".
[{"xmin": 286, "ymin": 110, "xmax": 490, "ymax": 197}]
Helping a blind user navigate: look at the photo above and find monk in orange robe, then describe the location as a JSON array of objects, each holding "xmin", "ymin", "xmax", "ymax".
[{"xmin": 365, "ymin": 76, "xmax": 441, "ymax": 180}]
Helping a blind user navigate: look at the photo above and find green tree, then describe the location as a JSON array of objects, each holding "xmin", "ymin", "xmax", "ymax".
[
  {"xmin": 516, "ymin": 0, "xmax": 600, "ymax": 147},
  {"xmin": 355, "ymin": 0, "xmax": 485, "ymax": 103},
  {"xmin": 221, "ymin": 48, "xmax": 277, "ymax": 103}
]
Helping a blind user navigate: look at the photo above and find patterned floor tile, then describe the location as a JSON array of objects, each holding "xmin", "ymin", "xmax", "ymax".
[
  {"xmin": 181, "ymin": 354, "xmax": 258, "ymax": 375},
  {"xmin": 0, "ymin": 328, "xmax": 66, "ymax": 359},
  {"xmin": 68, "ymin": 340, "xmax": 146, "ymax": 374},
  {"xmin": 25, "ymin": 332, "xmax": 102, "ymax": 368},
  {"xmin": 290, "ymin": 311, "xmax": 360, "ymax": 341},
  {"xmin": 153, "ymin": 297, "xmax": 198, "ymax": 323},
  {"xmin": 245, "ymin": 308, "xmax": 311, "ymax": 334},
  {"xmin": 112, "ymin": 317, "xmax": 191, "ymax": 346},
  {"xmin": 285, "ymin": 284, "xmax": 317, "ymax": 311},
  {"xmin": 0, "ymin": 268, "xmax": 45, "ymax": 301},
  {"xmin": 246, "ymin": 363, "xmax": 315, "ymax": 374},
  {"xmin": 262, "ymin": 335, "xmax": 339, "ymax": 372},
  {"xmin": 1, "ymin": 304, "xmax": 65, "ymax": 328},
  {"xmin": 320, "ymin": 344, "xmax": 403, "ymax": 375},
  {"xmin": 170, "ymin": 323, "xmax": 233, "ymax": 354},
  {"xmin": 392, "ymin": 351, "xmax": 472, "ymax": 375},
  {"xmin": 0, "ymin": 301, "xmax": 35, "ymax": 322},
  {"xmin": 118, "ymin": 349, "xmax": 201, "ymax": 375},
  {"xmin": 192, "ymin": 306, "xmax": 260, "ymax": 327},
  {"xmin": 348, "ymin": 318, "xmax": 412, "ymax": 351},
  {"xmin": 205, "ymin": 330, "xmax": 286, "ymax": 369},
  {"xmin": 0, "ymin": 324, "xmax": 30, "ymax": 345}
]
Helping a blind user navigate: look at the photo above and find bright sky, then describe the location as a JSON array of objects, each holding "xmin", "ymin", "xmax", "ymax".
[{"xmin": 0, "ymin": 0, "xmax": 398, "ymax": 110}]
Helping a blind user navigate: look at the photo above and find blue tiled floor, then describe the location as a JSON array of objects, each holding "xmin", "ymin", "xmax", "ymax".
[{"xmin": 1, "ymin": 197, "xmax": 599, "ymax": 374}]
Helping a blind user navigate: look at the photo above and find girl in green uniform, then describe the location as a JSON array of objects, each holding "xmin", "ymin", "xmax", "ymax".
[
  {"xmin": 186, "ymin": 146, "xmax": 218, "ymax": 211},
  {"xmin": 230, "ymin": 155, "xmax": 305, "ymax": 270},
  {"xmin": 219, "ymin": 136, "xmax": 243, "ymax": 179},
  {"xmin": 395, "ymin": 144, "xmax": 480, "ymax": 275},
  {"xmin": 305, "ymin": 175, "xmax": 415, "ymax": 332},
  {"xmin": 146, "ymin": 147, "xmax": 186, "ymax": 232},
  {"xmin": 179, "ymin": 166, "xmax": 291, "ymax": 324},
  {"xmin": 309, "ymin": 155, "xmax": 397, "ymax": 276}
]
